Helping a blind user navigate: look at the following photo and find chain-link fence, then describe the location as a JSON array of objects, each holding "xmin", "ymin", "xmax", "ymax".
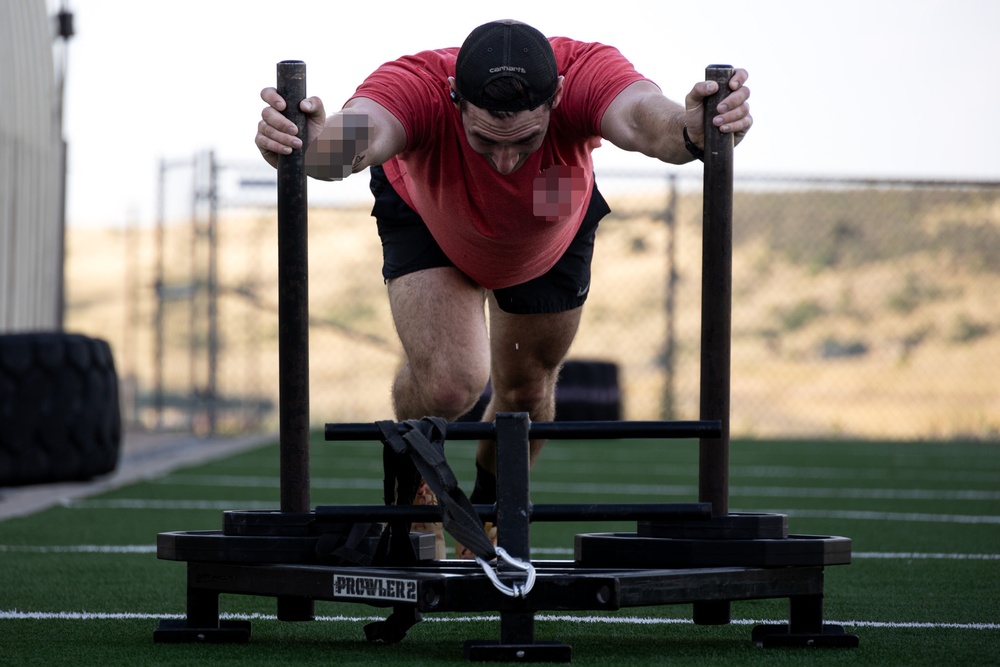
[
  {"xmin": 595, "ymin": 171, "xmax": 1000, "ymax": 440},
  {"xmin": 72, "ymin": 158, "xmax": 999, "ymax": 440}
]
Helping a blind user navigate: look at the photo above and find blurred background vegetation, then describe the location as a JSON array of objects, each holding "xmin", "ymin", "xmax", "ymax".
[{"xmin": 64, "ymin": 162, "xmax": 1000, "ymax": 441}]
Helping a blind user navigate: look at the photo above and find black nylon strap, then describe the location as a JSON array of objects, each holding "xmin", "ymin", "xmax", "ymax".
[
  {"xmin": 377, "ymin": 418, "xmax": 497, "ymax": 562},
  {"xmin": 330, "ymin": 521, "xmax": 377, "ymax": 566},
  {"xmin": 315, "ymin": 522, "xmax": 379, "ymax": 566},
  {"xmin": 376, "ymin": 420, "xmax": 421, "ymax": 566}
]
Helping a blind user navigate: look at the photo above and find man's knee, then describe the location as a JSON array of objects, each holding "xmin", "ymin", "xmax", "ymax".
[
  {"xmin": 491, "ymin": 374, "xmax": 557, "ymax": 414},
  {"xmin": 425, "ymin": 378, "xmax": 486, "ymax": 419},
  {"xmin": 401, "ymin": 361, "xmax": 489, "ymax": 419}
]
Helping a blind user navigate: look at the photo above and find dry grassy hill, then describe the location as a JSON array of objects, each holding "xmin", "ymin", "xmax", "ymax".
[{"xmin": 64, "ymin": 185, "xmax": 1000, "ymax": 440}]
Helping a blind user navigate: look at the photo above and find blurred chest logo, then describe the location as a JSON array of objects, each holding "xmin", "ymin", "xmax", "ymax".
[{"xmin": 533, "ymin": 165, "xmax": 586, "ymax": 222}]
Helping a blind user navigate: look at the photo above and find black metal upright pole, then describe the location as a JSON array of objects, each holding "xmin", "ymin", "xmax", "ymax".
[
  {"xmin": 275, "ymin": 60, "xmax": 314, "ymax": 624},
  {"xmin": 276, "ymin": 60, "xmax": 310, "ymax": 515},
  {"xmin": 694, "ymin": 64, "xmax": 735, "ymax": 627},
  {"xmin": 495, "ymin": 413, "xmax": 533, "ymax": 647},
  {"xmin": 698, "ymin": 64, "xmax": 734, "ymax": 518}
]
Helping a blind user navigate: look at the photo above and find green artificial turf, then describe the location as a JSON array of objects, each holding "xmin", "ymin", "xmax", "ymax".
[{"xmin": 1, "ymin": 432, "xmax": 998, "ymax": 665}]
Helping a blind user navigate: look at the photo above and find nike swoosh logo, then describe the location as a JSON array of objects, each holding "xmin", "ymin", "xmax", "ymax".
[{"xmin": 576, "ymin": 282, "xmax": 591, "ymax": 297}]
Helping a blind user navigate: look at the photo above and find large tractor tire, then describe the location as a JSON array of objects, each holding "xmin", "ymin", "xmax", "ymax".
[{"xmin": 0, "ymin": 332, "xmax": 122, "ymax": 487}]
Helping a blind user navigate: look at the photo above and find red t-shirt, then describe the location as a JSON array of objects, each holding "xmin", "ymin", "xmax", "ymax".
[{"xmin": 348, "ymin": 37, "xmax": 649, "ymax": 289}]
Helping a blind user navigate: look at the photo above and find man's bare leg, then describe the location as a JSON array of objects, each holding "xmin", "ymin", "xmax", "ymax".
[
  {"xmin": 388, "ymin": 267, "xmax": 491, "ymax": 421},
  {"xmin": 476, "ymin": 297, "xmax": 583, "ymax": 474},
  {"xmin": 386, "ymin": 267, "xmax": 490, "ymax": 557},
  {"xmin": 453, "ymin": 297, "xmax": 583, "ymax": 558}
]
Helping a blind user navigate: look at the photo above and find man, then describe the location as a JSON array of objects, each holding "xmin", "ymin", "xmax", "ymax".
[{"xmin": 256, "ymin": 20, "xmax": 752, "ymax": 558}]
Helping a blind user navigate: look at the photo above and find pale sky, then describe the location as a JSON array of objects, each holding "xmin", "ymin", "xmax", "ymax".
[{"xmin": 55, "ymin": 0, "xmax": 1000, "ymax": 228}]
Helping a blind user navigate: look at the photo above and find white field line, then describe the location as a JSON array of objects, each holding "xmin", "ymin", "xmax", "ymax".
[
  {"xmin": 64, "ymin": 497, "xmax": 1000, "ymax": 524},
  {"xmin": 733, "ymin": 464, "xmax": 1000, "ymax": 485},
  {"xmin": 531, "ymin": 548, "xmax": 1000, "ymax": 559},
  {"xmin": 151, "ymin": 474, "xmax": 1000, "ymax": 502},
  {"xmin": 153, "ymin": 475, "xmax": 385, "ymax": 490},
  {"xmin": 0, "ymin": 609, "xmax": 996, "ymax": 631},
  {"xmin": 757, "ymin": 508, "xmax": 1000, "ymax": 525},
  {"xmin": 68, "ymin": 499, "xmax": 281, "ymax": 510},
  {"xmin": 538, "ymin": 454, "xmax": 1000, "ymax": 485},
  {"xmin": 2, "ymin": 544, "xmax": 999, "ymax": 561}
]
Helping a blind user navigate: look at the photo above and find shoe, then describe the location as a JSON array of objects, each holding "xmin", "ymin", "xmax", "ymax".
[
  {"xmin": 411, "ymin": 479, "xmax": 445, "ymax": 559},
  {"xmin": 454, "ymin": 522, "xmax": 497, "ymax": 560}
]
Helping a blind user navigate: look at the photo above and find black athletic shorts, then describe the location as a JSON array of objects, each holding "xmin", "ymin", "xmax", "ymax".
[{"xmin": 369, "ymin": 164, "xmax": 611, "ymax": 315}]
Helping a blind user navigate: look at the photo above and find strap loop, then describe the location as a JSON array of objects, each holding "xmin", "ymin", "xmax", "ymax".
[{"xmin": 475, "ymin": 546, "xmax": 537, "ymax": 598}]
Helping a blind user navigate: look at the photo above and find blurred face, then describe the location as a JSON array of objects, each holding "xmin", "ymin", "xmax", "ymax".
[
  {"xmin": 449, "ymin": 76, "xmax": 564, "ymax": 175},
  {"xmin": 459, "ymin": 103, "xmax": 551, "ymax": 175}
]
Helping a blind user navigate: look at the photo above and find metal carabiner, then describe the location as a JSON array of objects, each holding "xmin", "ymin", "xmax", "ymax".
[{"xmin": 475, "ymin": 547, "xmax": 537, "ymax": 598}]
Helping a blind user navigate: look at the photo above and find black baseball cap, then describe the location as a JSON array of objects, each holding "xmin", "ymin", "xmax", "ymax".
[{"xmin": 454, "ymin": 20, "xmax": 558, "ymax": 112}]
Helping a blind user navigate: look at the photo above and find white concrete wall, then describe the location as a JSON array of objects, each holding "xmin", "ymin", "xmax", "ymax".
[{"xmin": 0, "ymin": 0, "xmax": 63, "ymax": 332}]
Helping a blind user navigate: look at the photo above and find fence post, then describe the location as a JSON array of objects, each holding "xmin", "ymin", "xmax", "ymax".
[{"xmin": 662, "ymin": 173, "xmax": 678, "ymax": 420}]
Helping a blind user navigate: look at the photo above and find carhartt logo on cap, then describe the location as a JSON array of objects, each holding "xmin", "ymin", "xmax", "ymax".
[{"xmin": 490, "ymin": 66, "xmax": 527, "ymax": 74}]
